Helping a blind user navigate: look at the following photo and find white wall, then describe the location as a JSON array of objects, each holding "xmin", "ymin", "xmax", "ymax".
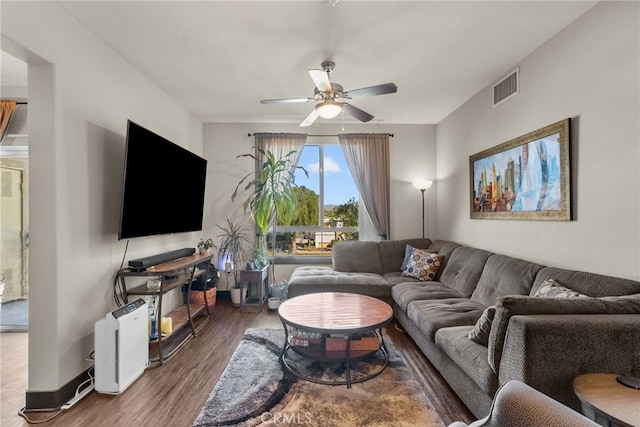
[
  {"xmin": 436, "ymin": 1, "xmax": 640, "ymax": 280},
  {"xmin": 203, "ymin": 122, "xmax": 436, "ymax": 285},
  {"xmin": 2, "ymin": 2, "xmax": 203, "ymax": 392}
]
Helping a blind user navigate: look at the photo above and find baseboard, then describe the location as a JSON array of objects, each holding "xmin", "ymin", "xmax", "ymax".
[
  {"xmin": 25, "ymin": 367, "xmax": 92, "ymax": 411},
  {"xmin": 217, "ymin": 290, "xmax": 231, "ymax": 300}
]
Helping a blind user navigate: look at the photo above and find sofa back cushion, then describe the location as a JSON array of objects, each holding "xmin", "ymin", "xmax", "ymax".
[
  {"xmin": 471, "ymin": 255, "xmax": 545, "ymax": 307},
  {"xmin": 332, "ymin": 241, "xmax": 382, "ymax": 274},
  {"xmin": 379, "ymin": 238, "xmax": 431, "ymax": 274},
  {"xmin": 427, "ymin": 240, "xmax": 461, "ymax": 280},
  {"xmin": 438, "ymin": 246, "xmax": 493, "ymax": 297},
  {"xmin": 531, "ymin": 267, "xmax": 640, "ymax": 297},
  {"xmin": 488, "ymin": 295, "xmax": 640, "ymax": 373}
]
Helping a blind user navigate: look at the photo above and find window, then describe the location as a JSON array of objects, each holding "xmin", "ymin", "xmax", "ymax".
[{"xmin": 273, "ymin": 143, "xmax": 359, "ymax": 258}]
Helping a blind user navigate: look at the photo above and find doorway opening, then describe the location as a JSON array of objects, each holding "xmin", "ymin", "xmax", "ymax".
[{"xmin": 0, "ymin": 50, "xmax": 29, "ymax": 333}]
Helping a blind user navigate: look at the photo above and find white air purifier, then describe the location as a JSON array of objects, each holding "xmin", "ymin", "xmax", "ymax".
[{"xmin": 94, "ymin": 298, "xmax": 149, "ymax": 394}]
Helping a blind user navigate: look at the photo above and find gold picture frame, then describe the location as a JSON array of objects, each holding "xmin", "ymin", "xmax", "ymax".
[{"xmin": 470, "ymin": 118, "xmax": 571, "ymax": 221}]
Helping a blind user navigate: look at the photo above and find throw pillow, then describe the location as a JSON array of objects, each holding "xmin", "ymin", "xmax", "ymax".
[
  {"xmin": 534, "ymin": 278, "xmax": 589, "ymax": 298},
  {"xmin": 401, "ymin": 248, "xmax": 443, "ymax": 281},
  {"xmin": 600, "ymin": 293, "xmax": 640, "ymax": 301},
  {"xmin": 400, "ymin": 244, "xmax": 435, "ymax": 271},
  {"xmin": 400, "ymin": 244, "xmax": 416, "ymax": 271},
  {"xmin": 468, "ymin": 306, "xmax": 496, "ymax": 346}
]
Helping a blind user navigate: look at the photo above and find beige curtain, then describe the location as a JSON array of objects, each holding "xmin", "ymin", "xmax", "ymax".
[
  {"xmin": 253, "ymin": 132, "xmax": 308, "ymax": 229},
  {"xmin": 338, "ymin": 133, "xmax": 390, "ymax": 240},
  {"xmin": 254, "ymin": 133, "xmax": 307, "ymax": 168},
  {"xmin": 0, "ymin": 100, "xmax": 18, "ymax": 142}
]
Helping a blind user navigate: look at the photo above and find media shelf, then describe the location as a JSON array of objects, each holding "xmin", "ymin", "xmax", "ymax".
[{"xmin": 117, "ymin": 252, "xmax": 214, "ymax": 364}]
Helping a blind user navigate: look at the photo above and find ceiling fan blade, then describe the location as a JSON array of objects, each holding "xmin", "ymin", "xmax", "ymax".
[
  {"xmin": 299, "ymin": 109, "xmax": 320, "ymax": 127},
  {"xmin": 260, "ymin": 98, "xmax": 313, "ymax": 104},
  {"xmin": 345, "ymin": 82, "xmax": 398, "ymax": 98},
  {"xmin": 308, "ymin": 69, "xmax": 332, "ymax": 92},
  {"xmin": 344, "ymin": 103, "xmax": 374, "ymax": 123}
]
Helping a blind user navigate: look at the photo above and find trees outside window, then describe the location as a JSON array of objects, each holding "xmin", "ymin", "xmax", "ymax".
[{"xmin": 274, "ymin": 143, "xmax": 359, "ymax": 257}]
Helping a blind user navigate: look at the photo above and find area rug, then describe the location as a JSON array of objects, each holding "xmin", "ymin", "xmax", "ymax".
[{"xmin": 194, "ymin": 328, "xmax": 444, "ymax": 427}]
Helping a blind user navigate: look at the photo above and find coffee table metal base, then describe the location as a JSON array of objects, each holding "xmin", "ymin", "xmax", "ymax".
[{"xmin": 279, "ymin": 328, "xmax": 389, "ymax": 388}]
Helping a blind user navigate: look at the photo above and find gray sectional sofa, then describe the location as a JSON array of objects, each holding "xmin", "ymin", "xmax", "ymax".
[{"xmin": 287, "ymin": 238, "xmax": 640, "ymax": 418}]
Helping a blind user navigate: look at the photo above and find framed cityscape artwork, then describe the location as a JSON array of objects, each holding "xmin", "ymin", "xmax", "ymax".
[{"xmin": 469, "ymin": 118, "xmax": 572, "ymax": 220}]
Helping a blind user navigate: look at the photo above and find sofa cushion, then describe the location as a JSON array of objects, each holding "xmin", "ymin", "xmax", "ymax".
[
  {"xmin": 407, "ymin": 298, "xmax": 486, "ymax": 340},
  {"xmin": 392, "ymin": 282, "xmax": 465, "ymax": 311},
  {"xmin": 438, "ymin": 246, "xmax": 493, "ymax": 297},
  {"xmin": 427, "ymin": 240, "xmax": 461, "ymax": 280},
  {"xmin": 287, "ymin": 266, "xmax": 392, "ymax": 299},
  {"xmin": 468, "ymin": 306, "xmax": 496, "ymax": 346},
  {"xmin": 401, "ymin": 248, "xmax": 444, "ymax": 281},
  {"xmin": 470, "ymin": 255, "xmax": 544, "ymax": 307},
  {"xmin": 383, "ymin": 271, "xmax": 422, "ymax": 286},
  {"xmin": 332, "ymin": 241, "xmax": 382, "ymax": 274},
  {"xmin": 379, "ymin": 238, "xmax": 431, "ymax": 274},
  {"xmin": 533, "ymin": 278, "xmax": 589, "ymax": 298},
  {"xmin": 531, "ymin": 267, "xmax": 640, "ymax": 297},
  {"xmin": 436, "ymin": 326, "xmax": 498, "ymax": 395},
  {"xmin": 487, "ymin": 295, "xmax": 640, "ymax": 373}
]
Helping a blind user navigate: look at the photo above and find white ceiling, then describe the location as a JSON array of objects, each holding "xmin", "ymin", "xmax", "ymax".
[{"xmin": 5, "ymin": 1, "xmax": 598, "ymax": 125}]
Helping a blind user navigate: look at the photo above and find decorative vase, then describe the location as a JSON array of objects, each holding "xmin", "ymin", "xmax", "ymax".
[
  {"xmin": 230, "ymin": 287, "xmax": 247, "ymax": 307},
  {"xmin": 268, "ymin": 297, "xmax": 281, "ymax": 310}
]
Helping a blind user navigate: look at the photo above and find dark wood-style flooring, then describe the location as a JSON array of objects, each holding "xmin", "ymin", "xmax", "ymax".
[{"xmin": 1, "ymin": 298, "xmax": 475, "ymax": 426}]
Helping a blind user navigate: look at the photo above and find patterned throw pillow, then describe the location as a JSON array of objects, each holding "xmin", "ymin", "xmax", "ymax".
[
  {"xmin": 400, "ymin": 245, "xmax": 435, "ymax": 271},
  {"xmin": 468, "ymin": 306, "xmax": 496, "ymax": 346},
  {"xmin": 534, "ymin": 278, "xmax": 589, "ymax": 298},
  {"xmin": 401, "ymin": 248, "xmax": 443, "ymax": 281}
]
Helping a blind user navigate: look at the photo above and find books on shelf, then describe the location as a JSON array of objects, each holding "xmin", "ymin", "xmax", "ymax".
[{"xmin": 287, "ymin": 327, "xmax": 323, "ymax": 347}]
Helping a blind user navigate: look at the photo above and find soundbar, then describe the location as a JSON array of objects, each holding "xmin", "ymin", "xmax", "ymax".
[{"xmin": 128, "ymin": 247, "xmax": 195, "ymax": 272}]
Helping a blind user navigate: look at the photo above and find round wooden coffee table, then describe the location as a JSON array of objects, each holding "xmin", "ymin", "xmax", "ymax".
[
  {"xmin": 278, "ymin": 292, "xmax": 393, "ymax": 388},
  {"xmin": 573, "ymin": 373, "xmax": 640, "ymax": 427}
]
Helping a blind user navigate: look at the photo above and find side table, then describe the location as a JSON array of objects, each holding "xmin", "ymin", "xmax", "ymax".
[
  {"xmin": 239, "ymin": 266, "xmax": 268, "ymax": 312},
  {"xmin": 573, "ymin": 373, "xmax": 639, "ymax": 427}
]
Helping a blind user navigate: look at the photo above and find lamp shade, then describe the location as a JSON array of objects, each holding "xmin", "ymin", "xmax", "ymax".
[
  {"xmin": 412, "ymin": 180, "xmax": 433, "ymax": 191},
  {"xmin": 315, "ymin": 100, "xmax": 343, "ymax": 119}
]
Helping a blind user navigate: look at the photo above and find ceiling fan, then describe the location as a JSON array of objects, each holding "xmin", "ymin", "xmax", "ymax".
[{"xmin": 260, "ymin": 61, "xmax": 398, "ymax": 127}]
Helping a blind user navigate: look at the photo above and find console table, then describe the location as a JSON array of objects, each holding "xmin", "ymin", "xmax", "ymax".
[
  {"xmin": 573, "ymin": 373, "xmax": 639, "ymax": 427},
  {"xmin": 117, "ymin": 253, "xmax": 213, "ymax": 364}
]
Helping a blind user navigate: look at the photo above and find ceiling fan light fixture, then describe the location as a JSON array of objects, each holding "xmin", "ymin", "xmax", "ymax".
[{"xmin": 315, "ymin": 100, "xmax": 343, "ymax": 119}]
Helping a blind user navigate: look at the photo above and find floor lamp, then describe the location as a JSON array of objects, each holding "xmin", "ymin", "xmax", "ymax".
[{"xmin": 412, "ymin": 180, "xmax": 433, "ymax": 238}]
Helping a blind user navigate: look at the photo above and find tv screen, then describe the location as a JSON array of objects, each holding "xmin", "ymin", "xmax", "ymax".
[{"xmin": 118, "ymin": 120, "xmax": 207, "ymax": 240}]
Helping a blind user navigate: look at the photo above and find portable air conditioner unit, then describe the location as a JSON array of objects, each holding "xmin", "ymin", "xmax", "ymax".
[{"xmin": 94, "ymin": 298, "xmax": 149, "ymax": 394}]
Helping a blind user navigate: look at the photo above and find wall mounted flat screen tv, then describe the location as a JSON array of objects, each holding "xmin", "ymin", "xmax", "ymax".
[{"xmin": 118, "ymin": 120, "xmax": 207, "ymax": 240}]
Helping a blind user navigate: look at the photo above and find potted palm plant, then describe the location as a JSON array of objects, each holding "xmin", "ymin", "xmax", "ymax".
[
  {"xmin": 213, "ymin": 217, "xmax": 251, "ymax": 306},
  {"xmin": 232, "ymin": 148, "xmax": 307, "ymax": 282}
]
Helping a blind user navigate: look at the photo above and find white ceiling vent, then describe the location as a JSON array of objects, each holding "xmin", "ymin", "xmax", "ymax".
[{"xmin": 493, "ymin": 68, "xmax": 519, "ymax": 107}]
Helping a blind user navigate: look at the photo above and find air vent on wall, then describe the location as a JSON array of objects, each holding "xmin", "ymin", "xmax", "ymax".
[{"xmin": 493, "ymin": 67, "xmax": 519, "ymax": 107}]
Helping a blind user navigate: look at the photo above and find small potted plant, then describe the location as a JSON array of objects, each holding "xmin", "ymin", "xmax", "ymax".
[{"xmin": 198, "ymin": 238, "xmax": 214, "ymax": 255}]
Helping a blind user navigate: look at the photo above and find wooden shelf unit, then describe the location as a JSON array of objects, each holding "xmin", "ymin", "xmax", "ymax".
[{"xmin": 117, "ymin": 252, "xmax": 214, "ymax": 364}]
